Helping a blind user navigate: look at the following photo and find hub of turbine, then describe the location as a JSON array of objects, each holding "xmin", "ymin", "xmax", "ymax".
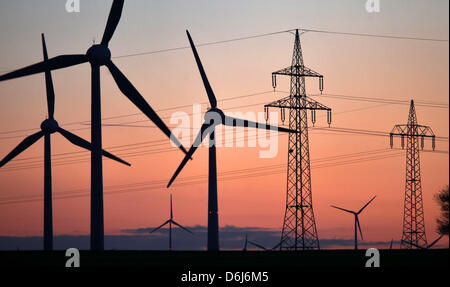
[
  {"xmin": 204, "ymin": 108, "xmax": 224, "ymax": 126},
  {"xmin": 40, "ymin": 118, "xmax": 59, "ymax": 134},
  {"xmin": 86, "ymin": 44, "xmax": 111, "ymax": 66}
]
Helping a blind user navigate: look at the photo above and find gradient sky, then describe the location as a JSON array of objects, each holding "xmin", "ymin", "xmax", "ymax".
[{"xmin": 0, "ymin": 0, "xmax": 448, "ymax": 249}]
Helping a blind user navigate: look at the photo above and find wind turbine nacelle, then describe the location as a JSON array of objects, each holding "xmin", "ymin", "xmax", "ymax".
[
  {"xmin": 204, "ymin": 108, "xmax": 224, "ymax": 125},
  {"xmin": 40, "ymin": 119, "xmax": 59, "ymax": 134},
  {"xmin": 87, "ymin": 44, "xmax": 111, "ymax": 65}
]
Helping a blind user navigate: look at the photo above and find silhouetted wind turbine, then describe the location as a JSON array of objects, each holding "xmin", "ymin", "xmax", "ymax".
[
  {"xmin": 331, "ymin": 196, "xmax": 376, "ymax": 250},
  {"xmin": 402, "ymin": 234, "xmax": 444, "ymax": 249},
  {"xmin": 0, "ymin": 34, "xmax": 129, "ymax": 251},
  {"xmin": 242, "ymin": 234, "xmax": 284, "ymax": 251},
  {"xmin": 389, "ymin": 238, "xmax": 394, "ymax": 250},
  {"xmin": 150, "ymin": 194, "xmax": 192, "ymax": 250},
  {"xmin": 248, "ymin": 240, "xmax": 268, "ymax": 251},
  {"xmin": 0, "ymin": 0, "xmax": 187, "ymax": 250},
  {"xmin": 167, "ymin": 30, "xmax": 297, "ymax": 251},
  {"xmin": 242, "ymin": 234, "xmax": 267, "ymax": 251}
]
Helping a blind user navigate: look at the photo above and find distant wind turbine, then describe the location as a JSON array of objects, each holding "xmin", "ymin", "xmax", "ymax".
[
  {"xmin": 331, "ymin": 196, "xmax": 376, "ymax": 250},
  {"xmin": 167, "ymin": 30, "xmax": 296, "ymax": 251},
  {"xmin": 0, "ymin": 34, "xmax": 129, "ymax": 251},
  {"xmin": 150, "ymin": 194, "xmax": 193, "ymax": 251},
  {"xmin": 0, "ymin": 0, "xmax": 188, "ymax": 250},
  {"xmin": 242, "ymin": 234, "xmax": 284, "ymax": 251},
  {"xmin": 402, "ymin": 234, "xmax": 444, "ymax": 250}
]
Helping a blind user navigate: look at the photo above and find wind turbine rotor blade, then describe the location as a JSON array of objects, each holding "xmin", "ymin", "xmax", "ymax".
[
  {"xmin": 357, "ymin": 195, "xmax": 376, "ymax": 214},
  {"xmin": 248, "ymin": 241, "xmax": 267, "ymax": 250},
  {"xmin": 222, "ymin": 115, "xmax": 297, "ymax": 133},
  {"xmin": 0, "ymin": 131, "xmax": 44, "ymax": 168},
  {"xmin": 0, "ymin": 54, "xmax": 88, "ymax": 83},
  {"xmin": 41, "ymin": 34, "xmax": 55, "ymax": 119},
  {"xmin": 356, "ymin": 216, "xmax": 363, "ymax": 240},
  {"xmin": 271, "ymin": 241, "xmax": 282, "ymax": 250},
  {"xmin": 101, "ymin": 0, "xmax": 124, "ymax": 46},
  {"xmin": 56, "ymin": 127, "xmax": 130, "ymax": 166},
  {"xmin": 186, "ymin": 30, "xmax": 217, "ymax": 109},
  {"xmin": 167, "ymin": 122, "xmax": 212, "ymax": 187},
  {"xmin": 272, "ymin": 237, "xmax": 288, "ymax": 250},
  {"xmin": 428, "ymin": 234, "xmax": 444, "ymax": 248},
  {"xmin": 171, "ymin": 220, "xmax": 193, "ymax": 234},
  {"xmin": 149, "ymin": 220, "xmax": 170, "ymax": 233},
  {"xmin": 106, "ymin": 60, "xmax": 188, "ymax": 155},
  {"xmin": 330, "ymin": 205, "xmax": 355, "ymax": 214},
  {"xmin": 409, "ymin": 242, "xmax": 424, "ymax": 249}
]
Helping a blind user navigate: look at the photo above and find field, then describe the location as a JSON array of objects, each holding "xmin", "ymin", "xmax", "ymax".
[{"xmin": 0, "ymin": 249, "xmax": 447, "ymax": 268}]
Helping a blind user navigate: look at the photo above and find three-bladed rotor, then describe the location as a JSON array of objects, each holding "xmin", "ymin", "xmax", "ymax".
[
  {"xmin": 167, "ymin": 31, "xmax": 297, "ymax": 188},
  {"xmin": 331, "ymin": 196, "xmax": 376, "ymax": 246},
  {"xmin": 0, "ymin": 0, "xmax": 187, "ymax": 155}
]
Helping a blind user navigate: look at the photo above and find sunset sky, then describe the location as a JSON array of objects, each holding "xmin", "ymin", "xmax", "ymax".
[{"xmin": 0, "ymin": 0, "xmax": 448, "ymax": 249}]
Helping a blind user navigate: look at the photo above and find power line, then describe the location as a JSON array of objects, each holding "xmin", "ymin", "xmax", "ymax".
[
  {"xmin": 312, "ymin": 93, "xmax": 449, "ymax": 109},
  {"xmin": 0, "ymin": 90, "xmax": 274, "ymax": 138},
  {"xmin": 111, "ymin": 28, "xmax": 449, "ymax": 60},
  {"xmin": 1, "ymin": 27, "xmax": 447, "ymax": 73},
  {"xmin": 1, "ymin": 123, "xmax": 447, "ymax": 172},
  {"xmin": 112, "ymin": 30, "xmax": 293, "ymax": 59},
  {"xmin": 299, "ymin": 28, "xmax": 449, "ymax": 43},
  {"xmin": 0, "ymin": 148, "xmax": 408, "ymax": 205},
  {"xmin": 1, "ymin": 90, "xmax": 447, "ymax": 139}
]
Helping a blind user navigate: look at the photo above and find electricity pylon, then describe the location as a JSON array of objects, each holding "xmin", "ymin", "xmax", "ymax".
[
  {"xmin": 265, "ymin": 29, "xmax": 331, "ymax": 250},
  {"xmin": 390, "ymin": 99, "xmax": 435, "ymax": 249}
]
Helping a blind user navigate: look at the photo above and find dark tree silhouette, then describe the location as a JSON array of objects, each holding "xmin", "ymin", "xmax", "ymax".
[{"xmin": 435, "ymin": 185, "xmax": 449, "ymax": 236}]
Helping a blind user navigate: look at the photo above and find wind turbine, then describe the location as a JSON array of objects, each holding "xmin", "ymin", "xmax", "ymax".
[
  {"xmin": 242, "ymin": 234, "xmax": 284, "ymax": 251},
  {"xmin": 0, "ymin": 0, "xmax": 187, "ymax": 250},
  {"xmin": 167, "ymin": 30, "xmax": 296, "ymax": 251},
  {"xmin": 402, "ymin": 234, "xmax": 444, "ymax": 249},
  {"xmin": 242, "ymin": 234, "xmax": 267, "ymax": 251},
  {"xmin": 150, "ymin": 194, "xmax": 192, "ymax": 251},
  {"xmin": 0, "ymin": 34, "xmax": 129, "ymax": 251},
  {"xmin": 331, "ymin": 196, "xmax": 376, "ymax": 250}
]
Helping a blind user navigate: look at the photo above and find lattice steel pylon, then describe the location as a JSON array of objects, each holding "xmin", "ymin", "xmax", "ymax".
[
  {"xmin": 390, "ymin": 100, "xmax": 435, "ymax": 249},
  {"xmin": 265, "ymin": 29, "xmax": 331, "ymax": 250}
]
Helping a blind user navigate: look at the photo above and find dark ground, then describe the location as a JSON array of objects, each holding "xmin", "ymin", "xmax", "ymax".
[{"xmin": 0, "ymin": 249, "xmax": 447, "ymax": 268}]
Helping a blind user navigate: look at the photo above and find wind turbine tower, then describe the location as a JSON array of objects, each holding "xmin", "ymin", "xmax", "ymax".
[
  {"xmin": 390, "ymin": 100, "xmax": 436, "ymax": 249},
  {"xmin": 265, "ymin": 29, "xmax": 331, "ymax": 250}
]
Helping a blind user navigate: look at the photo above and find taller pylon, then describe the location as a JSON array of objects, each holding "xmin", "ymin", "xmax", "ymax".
[
  {"xmin": 390, "ymin": 100, "xmax": 435, "ymax": 249},
  {"xmin": 265, "ymin": 30, "xmax": 331, "ymax": 250}
]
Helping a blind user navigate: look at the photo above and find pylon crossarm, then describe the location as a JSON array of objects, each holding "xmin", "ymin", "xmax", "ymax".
[
  {"xmin": 390, "ymin": 124, "xmax": 435, "ymax": 137},
  {"xmin": 264, "ymin": 95, "xmax": 331, "ymax": 111},
  {"xmin": 272, "ymin": 65, "xmax": 323, "ymax": 78}
]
